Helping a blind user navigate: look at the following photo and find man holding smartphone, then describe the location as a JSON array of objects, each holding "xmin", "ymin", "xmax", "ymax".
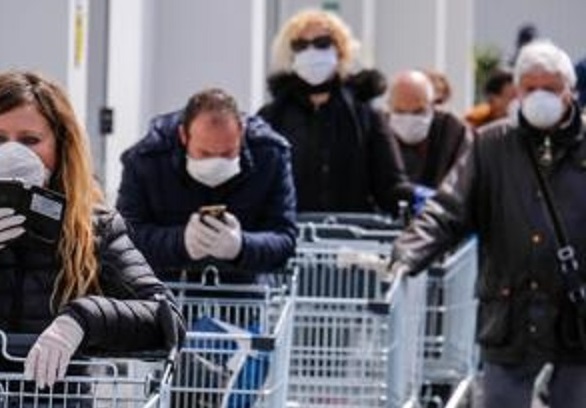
[{"xmin": 117, "ymin": 88, "xmax": 297, "ymax": 282}]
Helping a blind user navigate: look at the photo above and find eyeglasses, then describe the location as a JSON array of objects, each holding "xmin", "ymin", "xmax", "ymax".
[{"xmin": 290, "ymin": 35, "xmax": 334, "ymax": 53}]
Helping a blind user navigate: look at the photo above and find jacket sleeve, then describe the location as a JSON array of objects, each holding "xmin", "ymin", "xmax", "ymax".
[
  {"xmin": 116, "ymin": 151, "xmax": 192, "ymax": 273},
  {"xmin": 238, "ymin": 146, "xmax": 297, "ymax": 271},
  {"xmin": 367, "ymin": 108, "xmax": 414, "ymax": 215},
  {"xmin": 61, "ymin": 212, "xmax": 186, "ymax": 352},
  {"xmin": 390, "ymin": 134, "xmax": 479, "ymax": 275}
]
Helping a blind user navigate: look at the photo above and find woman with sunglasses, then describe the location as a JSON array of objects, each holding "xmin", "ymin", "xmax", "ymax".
[
  {"xmin": 258, "ymin": 9, "xmax": 413, "ymax": 216},
  {"xmin": 0, "ymin": 70, "xmax": 185, "ymax": 392}
]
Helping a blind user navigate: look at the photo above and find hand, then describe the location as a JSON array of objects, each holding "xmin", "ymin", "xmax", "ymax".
[
  {"xmin": 24, "ymin": 315, "xmax": 84, "ymax": 389},
  {"xmin": 413, "ymin": 185, "xmax": 436, "ymax": 215},
  {"xmin": 199, "ymin": 212, "xmax": 243, "ymax": 260},
  {"xmin": 184, "ymin": 213, "xmax": 210, "ymax": 260},
  {"xmin": 0, "ymin": 207, "xmax": 26, "ymax": 250},
  {"xmin": 381, "ymin": 262, "xmax": 411, "ymax": 292}
]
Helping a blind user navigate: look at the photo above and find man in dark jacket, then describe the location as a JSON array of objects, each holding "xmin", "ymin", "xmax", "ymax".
[
  {"xmin": 387, "ymin": 41, "xmax": 586, "ymax": 407},
  {"xmin": 388, "ymin": 70, "xmax": 472, "ymax": 189},
  {"xmin": 117, "ymin": 88, "xmax": 297, "ymax": 282}
]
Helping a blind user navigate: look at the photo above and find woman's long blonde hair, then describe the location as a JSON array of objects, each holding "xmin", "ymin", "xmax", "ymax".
[
  {"xmin": 270, "ymin": 9, "xmax": 360, "ymax": 77},
  {"xmin": 0, "ymin": 71, "xmax": 104, "ymax": 308}
]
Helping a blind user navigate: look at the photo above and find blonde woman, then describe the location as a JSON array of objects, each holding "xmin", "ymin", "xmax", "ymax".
[
  {"xmin": 258, "ymin": 9, "xmax": 413, "ymax": 214},
  {"xmin": 0, "ymin": 70, "xmax": 184, "ymax": 390}
]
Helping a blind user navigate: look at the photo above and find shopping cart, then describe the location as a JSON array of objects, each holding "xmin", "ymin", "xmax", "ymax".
[
  {"xmin": 0, "ymin": 296, "xmax": 178, "ymax": 408},
  {"xmin": 288, "ymin": 219, "xmax": 425, "ymax": 408},
  {"xmin": 296, "ymin": 212, "xmax": 399, "ymax": 230},
  {"xmin": 0, "ymin": 331, "xmax": 174, "ymax": 408},
  {"xmin": 163, "ymin": 265, "xmax": 296, "ymax": 408},
  {"xmin": 420, "ymin": 237, "xmax": 479, "ymax": 408}
]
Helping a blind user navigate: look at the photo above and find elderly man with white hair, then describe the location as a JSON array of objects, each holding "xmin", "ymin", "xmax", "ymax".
[
  {"xmin": 387, "ymin": 70, "xmax": 471, "ymax": 194},
  {"xmin": 386, "ymin": 41, "xmax": 586, "ymax": 407}
]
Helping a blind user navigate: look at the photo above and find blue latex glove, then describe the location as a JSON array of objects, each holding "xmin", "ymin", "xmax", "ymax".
[{"xmin": 412, "ymin": 185, "xmax": 436, "ymax": 215}]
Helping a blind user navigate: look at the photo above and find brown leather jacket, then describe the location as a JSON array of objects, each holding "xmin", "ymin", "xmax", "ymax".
[{"xmin": 390, "ymin": 106, "xmax": 586, "ymax": 364}]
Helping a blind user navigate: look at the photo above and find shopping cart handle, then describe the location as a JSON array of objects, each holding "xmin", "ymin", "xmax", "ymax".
[
  {"xmin": 0, "ymin": 330, "xmax": 174, "ymax": 363},
  {"xmin": 0, "ymin": 332, "xmax": 37, "ymax": 359},
  {"xmin": 155, "ymin": 294, "xmax": 179, "ymax": 371}
]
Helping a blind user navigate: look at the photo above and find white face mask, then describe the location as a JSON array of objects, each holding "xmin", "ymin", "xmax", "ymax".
[
  {"xmin": 292, "ymin": 47, "xmax": 338, "ymax": 86},
  {"xmin": 0, "ymin": 141, "xmax": 50, "ymax": 186},
  {"xmin": 389, "ymin": 111, "xmax": 434, "ymax": 145},
  {"xmin": 521, "ymin": 90, "xmax": 564, "ymax": 129},
  {"xmin": 186, "ymin": 155, "xmax": 241, "ymax": 188}
]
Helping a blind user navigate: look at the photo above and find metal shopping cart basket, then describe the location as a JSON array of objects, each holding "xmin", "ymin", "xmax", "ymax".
[
  {"xmin": 288, "ymin": 219, "xmax": 425, "ymax": 408},
  {"xmin": 0, "ymin": 331, "xmax": 175, "ymax": 408},
  {"xmin": 163, "ymin": 265, "xmax": 296, "ymax": 408},
  {"xmin": 420, "ymin": 237, "xmax": 479, "ymax": 408},
  {"xmin": 0, "ymin": 295, "xmax": 178, "ymax": 408}
]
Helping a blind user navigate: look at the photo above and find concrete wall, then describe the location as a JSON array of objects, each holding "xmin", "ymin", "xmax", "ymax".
[
  {"xmin": 475, "ymin": 0, "xmax": 586, "ymax": 62},
  {"xmin": 103, "ymin": 0, "xmax": 156, "ymax": 202},
  {"xmin": 150, "ymin": 0, "xmax": 266, "ymax": 117},
  {"xmin": 0, "ymin": 1, "xmax": 69, "ymax": 85}
]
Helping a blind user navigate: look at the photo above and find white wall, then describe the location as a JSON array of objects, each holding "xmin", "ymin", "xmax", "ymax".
[
  {"xmin": 0, "ymin": 0, "xmax": 90, "ymax": 122},
  {"xmin": 86, "ymin": 0, "xmax": 108, "ymax": 181},
  {"xmin": 104, "ymin": 0, "xmax": 155, "ymax": 202},
  {"xmin": 0, "ymin": 1, "xmax": 69, "ymax": 85},
  {"xmin": 376, "ymin": 0, "xmax": 474, "ymax": 114},
  {"xmin": 475, "ymin": 0, "xmax": 586, "ymax": 62},
  {"xmin": 150, "ymin": 0, "xmax": 267, "ymax": 117}
]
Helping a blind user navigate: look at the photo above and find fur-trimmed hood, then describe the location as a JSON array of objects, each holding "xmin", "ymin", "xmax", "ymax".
[{"xmin": 266, "ymin": 69, "xmax": 387, "ymax": 102}]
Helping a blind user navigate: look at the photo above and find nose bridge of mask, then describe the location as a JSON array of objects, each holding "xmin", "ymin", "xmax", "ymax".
[
  {"xmin": 0, "ymin": 142, "xmax": 47, "ymax": 186},
  {"xmin": 292, "ymin": 46, "xmax": 338, "ymax": 86},
  {"xmin": 295, "ymin": 46, "xmax": 336, "ymax": 66}
]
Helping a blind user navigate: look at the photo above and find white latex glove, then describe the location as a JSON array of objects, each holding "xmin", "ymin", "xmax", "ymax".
[
  {"xmin": 24, "ymin": 315, "xmax": 84, "ymax": 389},
  {"xmin": 382, "ymin": 262, "xmax": 410, "ymax": 287},
  {"xmin": 199, "ymin": 212, "xmax": 243, "ymax": 260},
  {"xmin": 0, "ymin": 207, "xmax": 26, "ymax": 250},
  {"xmin": 184, "ymin": 213, "xmax": 211, "ymax": 260}
]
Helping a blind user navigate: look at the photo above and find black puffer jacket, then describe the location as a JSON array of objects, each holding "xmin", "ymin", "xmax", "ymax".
[
  {"xmin": 0, "ymin": 207, "xmax": 185, "ymax": 354},
  {"xmin": 390, "ymin": 105, "xmax": 586, "ymax": 364},
  {"xmin": 258, "ymin": 70, "xmax": 411, "ymax": 214}
]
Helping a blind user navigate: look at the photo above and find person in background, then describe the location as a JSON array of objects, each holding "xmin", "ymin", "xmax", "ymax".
[
  {"xmin": 388, "ymin": 70, "xmax": 471, "ymax": 195},
  {"xmin": 465, "ymin": 68, "xmax": 518, "ymax": 129},
  {"xmin": 387, "ymin": 41, "xmax": 586, "ymax": 408},
  {"xmin": 423, "ymin": 69, "xmax": 453, "ymax": 108},
  {"xmin": 0, "ymin": 70, "xmax": 184, "ymax": 390},
  {"xmin": 257, "ymin": 8, "xmax": 415, "ymax": 215},
  {"xmin": 116, "ymin": 88, "xmax": 297, "ymax": 283},
  {"xmin": 509, "ymin": 23, "xmax": 539, "ymax": 67}
]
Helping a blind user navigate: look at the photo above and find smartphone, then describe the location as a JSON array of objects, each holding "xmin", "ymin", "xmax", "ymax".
[
  {"xmin": 27, "ymin": 185, "xmax": 66, "ymax": 244},
  {"xmin": 0, "ymin": 179, "xmax": 66, "ymax": 245},
  {"xmin": 198, "ymin": 204, "xmax": 227, "ymax": 222}
]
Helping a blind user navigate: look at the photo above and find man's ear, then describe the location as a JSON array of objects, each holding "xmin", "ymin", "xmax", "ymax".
[{"xmin": 178, "ymin": 124, "xmax": 188, "ymax": 146}]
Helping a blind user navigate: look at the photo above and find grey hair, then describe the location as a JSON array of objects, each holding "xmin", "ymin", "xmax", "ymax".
[{"xmin": 514, "ymin": 40, "xmax": 576, "ymax": 89}]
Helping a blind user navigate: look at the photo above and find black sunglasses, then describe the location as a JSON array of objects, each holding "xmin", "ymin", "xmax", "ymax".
[{"xmin": 290, "ymin": 35, "xmax": 334, "ymax": 53}]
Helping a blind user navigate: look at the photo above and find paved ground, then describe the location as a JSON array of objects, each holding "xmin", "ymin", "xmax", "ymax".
[{"xmin": 470, "ymin": 374, "xmax": 548, "ymax": 408}]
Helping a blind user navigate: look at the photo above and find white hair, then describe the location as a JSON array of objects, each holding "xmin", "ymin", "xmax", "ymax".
[{"xmin": 514, "ymin": 40, "xmax": 576, "ymax": 89}]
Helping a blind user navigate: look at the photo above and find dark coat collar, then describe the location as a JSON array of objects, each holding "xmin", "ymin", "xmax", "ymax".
[{"xmin": 266, "ymin": 69, "xmax": 388, "ymax": 102}]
